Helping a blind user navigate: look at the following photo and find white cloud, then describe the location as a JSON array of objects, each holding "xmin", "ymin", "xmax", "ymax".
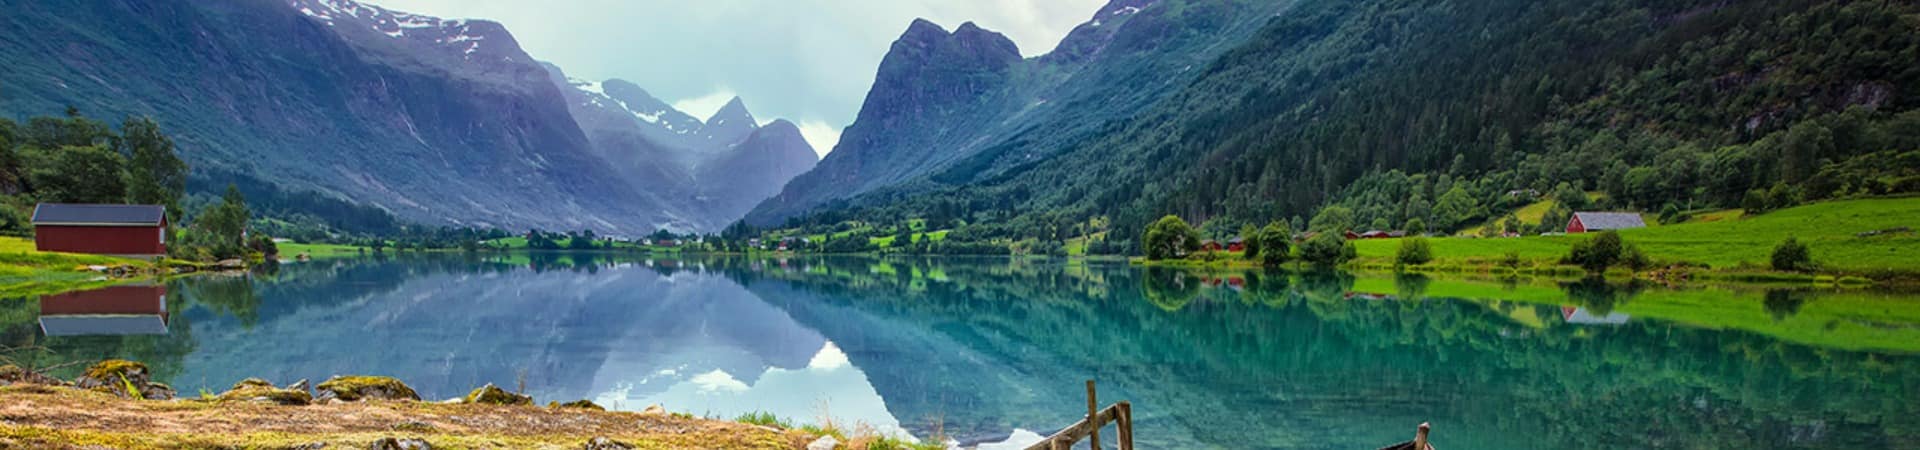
[
  {"xmin": 671, "ymin": 89, "xmax": 739, "ymax": 122},
  {"xmin": 806, "ymin": 341, "xmax": 850, "ymax": 370},
  {"xmin": 688, "ymin": 369, "xmax": 749, "ymax": 393},
  {"xmin": 794, "ymin": 120, "xmax": 844, "ymax": 158}
]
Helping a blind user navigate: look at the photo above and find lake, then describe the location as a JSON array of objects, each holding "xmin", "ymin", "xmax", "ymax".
[{"xmin": 5, "ymin": 253, "xmax": 1918, "ymax": 449}]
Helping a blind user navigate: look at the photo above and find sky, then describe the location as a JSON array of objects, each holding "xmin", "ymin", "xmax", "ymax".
[{"xmin": 366, "ymin": 0, "xmax": 1107, "ymax": 157}]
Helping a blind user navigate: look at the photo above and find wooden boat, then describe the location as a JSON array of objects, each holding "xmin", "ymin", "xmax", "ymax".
[{"xmin": 1376, "ymin": 423, "xmax": 1434, "ymax": 450}]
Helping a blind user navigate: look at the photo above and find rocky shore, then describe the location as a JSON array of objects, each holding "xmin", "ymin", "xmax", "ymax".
[{"xmin": 0, "ymin": 360, "xmax": 811, "ymax": 449}]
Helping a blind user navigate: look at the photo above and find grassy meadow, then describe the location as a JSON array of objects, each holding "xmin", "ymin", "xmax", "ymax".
[{"xmin": 1352, "ymin": 197, "xmax": 1920, "ymax": 277}]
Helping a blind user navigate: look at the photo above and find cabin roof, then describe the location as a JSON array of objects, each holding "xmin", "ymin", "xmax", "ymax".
[
  {"xmin": 31, "ymin": 204, "xmax": 165, "ymax": 226},
  {"xmin": 1571, "ymin": 212, "xmax": 1646, "ymax": 230}
]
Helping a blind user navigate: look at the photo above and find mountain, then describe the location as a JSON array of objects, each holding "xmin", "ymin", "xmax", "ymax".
[
  {"xmin": 0, "ymin": 0, "xmax": 687, "ymax": 232},
  {"xmin": 744, "ymin": 0, "xmax": 1283, "ymax": 225},
  {"xmin": 544, "ymin": 66, "xmax": 816, "ymax": 230},
  {"xmin": 696, "ymin": 120, "xmax": 818, "ymax": 224},
  {"xmin": 748, "ymin": 0, "xmax": 1920, "ymax": 247}
]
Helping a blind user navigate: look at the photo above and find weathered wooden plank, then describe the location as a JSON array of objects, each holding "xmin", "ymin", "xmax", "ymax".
[
  {"xmin": 1086, "ymin": 380, "xmax": 1100, "ymax": 450},
  {"xmin": 1023, "ymin": 404, "xmax": 1124, "ymax": 450}
]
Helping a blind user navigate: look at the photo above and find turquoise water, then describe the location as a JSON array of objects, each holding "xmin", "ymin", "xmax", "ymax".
[{"xmin": 6, "ymin": 254, "xmax": 1919, "ymax": 449}]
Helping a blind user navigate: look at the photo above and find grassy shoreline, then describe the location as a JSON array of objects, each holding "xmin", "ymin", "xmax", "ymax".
[{"xmin": 1131, "ymin": 197, "xmax": 1920, "ymax": 284}]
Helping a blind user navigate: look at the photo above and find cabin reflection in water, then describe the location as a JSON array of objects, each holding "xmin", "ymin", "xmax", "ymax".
[{"xmin": 37, "ymin": 285, "xmax": 169, "ymax": 336}]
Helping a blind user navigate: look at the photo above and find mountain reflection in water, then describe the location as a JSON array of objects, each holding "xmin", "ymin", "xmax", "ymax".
[{"xmin": 3, "ymin": 254, "xmax": 1916, "ymax": 449}]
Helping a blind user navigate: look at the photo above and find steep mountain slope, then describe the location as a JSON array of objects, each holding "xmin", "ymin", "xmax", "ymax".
[
  {"xmin": 545, "ymin": 68, "xmax": 816, "ymax": 230},
  {"xmin": 744, "ymin": 0, "xmax": 1285, "ymax": 226},
  {"xmin": 0, "ymin": 0, "xmax": 683, "ymax": 232},
  {"xmin": 696, "ymin": 120, "xmax": 818, "ymax": 225},
  {"xmin": 758, "ymin": 0, "xmax": 1920, "ymax": 245}
]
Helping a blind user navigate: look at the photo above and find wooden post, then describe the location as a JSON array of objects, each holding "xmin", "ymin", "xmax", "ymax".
[
  {"xmin": 1086, "ymin": 380, "xmax": 1100, "ymax": 450},
  {"xmin": 1116, "ymin": 401, "xmax": 1134, "ymax": 450},
  {"xmin": 1414, "ymin": 422, "xmax": 1430, "ymax": 450}
]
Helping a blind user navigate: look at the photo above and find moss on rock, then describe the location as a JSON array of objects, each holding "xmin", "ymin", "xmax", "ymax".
[
  {"xmin": 551, "ymin": 399, "xmax": 605, "ymax": 411},
  {"xmin": 216, "ymin": 386, "xmax": 312, "ymax": 406},
  {"xmin": 74, "ymin": 360, "xmax": 167, "ymax": 399},
  {"xmin": 231, "ymin": 378, "xmax": 275, "ymax": 390},
  {"xmin": 464, "ymin": 383, "xmax": 531, "ymax": 406},
  {"xmin": 81, "ymin": 360, "xmax": 146, "ymax": 381},
  {"xmin": 0, "ymin": 365, "xmax": 62, "ymax": 386},
  {"xmin": 315, "ymin": 376, "xmax": 418, "ymax": 402}
]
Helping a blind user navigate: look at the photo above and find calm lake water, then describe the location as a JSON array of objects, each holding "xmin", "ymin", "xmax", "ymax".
[{"xmin": 6, "ymin": 253, "xmax": 1919, "ymax": 449}]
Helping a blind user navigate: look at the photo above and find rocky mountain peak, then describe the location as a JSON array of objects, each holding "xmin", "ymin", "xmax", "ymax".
[
  {"xmin": 702, "ymin": 97, "xmax": 760, "ymax": 145},
  {"xmin": 1042, "ymin": 0, "xmax": 1161, "ymax": 65},
  {"xmin": 707, "ymin": 97, "xmax": 757, "ymax": 129}
]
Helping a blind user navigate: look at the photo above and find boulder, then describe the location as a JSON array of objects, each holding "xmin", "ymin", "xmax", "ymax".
[
  {"xmin": 581, "ymin": 437, "xmax": 634, "ymax": 450},
  {"xmin": 315, "ymin": 376, "xmax": 419, "ymax": 402},
  {"xmin": 216, "ymin": 259, "xmax": 247, "ymax": 269},
  {"xmin": 0, "ymin": 364, "xmax": 63, "ymax": 386},
  {"xmin": 217, "ymin": 385, "xmax": 312, "ymax": 406},
  {"xmin": 551, "ymin": 399, "xmax": 605, "ymax": 411},
  {"xmin": 641, "ymin": 404, "xmax": 666, "ymax": 415},
  {"xmin": 73, "ymin": 360, "xmax": 171, "ymax": 399},
  {"xmin": 285, "ymin": 378, "xmax": 311, "ymax": 393},
  {"xmin": 232, "ymin": 378, "xmax": 275, "ymax": 390},
  {"xmin": 806, "ymin": 435, "xmax": 839, "ymax": 450},
  {"xmin": 367, "ymin": 437, "xmax": 431, "ymax": 450},
  {"xmin": 463, "ymin": 383, "xmax": 532, "ymax": 406}
]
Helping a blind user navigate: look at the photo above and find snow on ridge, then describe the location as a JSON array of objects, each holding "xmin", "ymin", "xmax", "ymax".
[
  {"xmin": 293, "ymin": 0, "xmax": 484, "ymax": 55},
  {"xmin": 569, "ymin": 78, "xmax": 607, "ymax": 97},
  {"xmin": 1114, "ymin": 6, "xmax": 1142, "ymax": 15}
]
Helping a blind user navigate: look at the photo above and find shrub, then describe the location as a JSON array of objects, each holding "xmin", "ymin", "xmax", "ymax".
[
  {"xmin": 1771, "ymin": 237, "xmax": 1815, "ymax": 272},
  {"xmin": 1404, "ymin": 218, "xmax": 1426, "ymax": 235},
  {"xmin": 1395, "ymin": 238, "xmax": 1433, "ymax": 267},
  {"xmin": 1566, "ymin": 231, "xmax": 1623, "ymax": 273},
  {"xmin": 1256, "ymin": 221, "xmax": 1292, "ymax": 266},
  {"xmin": 1622, "ymin": 244, "xmax": 1651, "ymax": 273},
  {"xmin": 1142, "ymin": 215, "xmax": 1199, "ymax": 260},
  {"xmin": 1300, "ymin": 232, "xmax": 1355, "ymax": 267}
]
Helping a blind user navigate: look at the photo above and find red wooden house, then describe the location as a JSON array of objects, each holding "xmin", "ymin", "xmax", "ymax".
[
  {"xmin": 31, "ymin": 204, "xmax": 168, "ymax": 257},
  {"xmin": 1199, "ymin": 239, "xmax": 1224, "ymax": 252}
]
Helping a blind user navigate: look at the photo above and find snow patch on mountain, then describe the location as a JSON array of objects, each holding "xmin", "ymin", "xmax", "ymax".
[{"xmin": 291, "ymin": 0, "xmax": 490, "ymax": 57}]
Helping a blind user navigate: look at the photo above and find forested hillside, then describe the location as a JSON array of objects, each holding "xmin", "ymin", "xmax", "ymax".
[
  {"xmin": 766, "ymin": 0, "xmax": 1920, "ymax": 253},
  {"xmin": 744, "ymin": 0, "xmax": 1288, "ymax": 225}
]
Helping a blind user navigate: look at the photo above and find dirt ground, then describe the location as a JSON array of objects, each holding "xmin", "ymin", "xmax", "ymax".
[{"xmin": 0, "ymin": 384, "xmax": 809, "ymax": 449}]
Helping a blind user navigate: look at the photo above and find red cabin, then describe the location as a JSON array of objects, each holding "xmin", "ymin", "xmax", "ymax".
[
  {"xmin": 1199, "ymin": 239, "xmax": 1223, "ymax": 252},
  {"xmin": 31, "ymin": 204, "xmax": 168, "ymax": 257}
]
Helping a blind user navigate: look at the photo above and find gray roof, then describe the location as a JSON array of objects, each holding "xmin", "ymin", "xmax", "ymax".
[
  {"xmin": 32, "ymin": 204, "xmax": 166, "ymax": 226},
  {"xmin": 1572, "ymin": 212, "xmax": 1647, "ymax": 230}
]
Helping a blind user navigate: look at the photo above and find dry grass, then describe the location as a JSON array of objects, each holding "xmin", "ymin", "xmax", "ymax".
[{"xmin": 0, "ymin": 385, "xmax": 809, "ymax": 449}]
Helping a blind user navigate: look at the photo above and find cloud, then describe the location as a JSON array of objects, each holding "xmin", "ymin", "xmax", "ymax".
[
  {"xmin": 670, "ymin": 90, "xmax": 739, "ymax": 121},
  {"xmin": 794, "ymin": 120, "xmax": 844, "ymax": 158}
]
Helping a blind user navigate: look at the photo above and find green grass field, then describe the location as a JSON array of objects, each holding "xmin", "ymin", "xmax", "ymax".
[
  {"xmin": 1352, "ymin": 197, "xmax": 1920, "ymax": 276},
  {"xmin": 275, "ymin": 242, "xmax": 368, "ymax": 259},
  {"xmin": 0, "ymin": 237, "xmax": 152, "ymax": 297}
]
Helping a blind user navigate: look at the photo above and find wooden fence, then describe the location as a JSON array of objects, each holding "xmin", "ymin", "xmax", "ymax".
[{"xmin": 1023, "ymin": 380, "xmax": 1134, "ymax": 450}]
